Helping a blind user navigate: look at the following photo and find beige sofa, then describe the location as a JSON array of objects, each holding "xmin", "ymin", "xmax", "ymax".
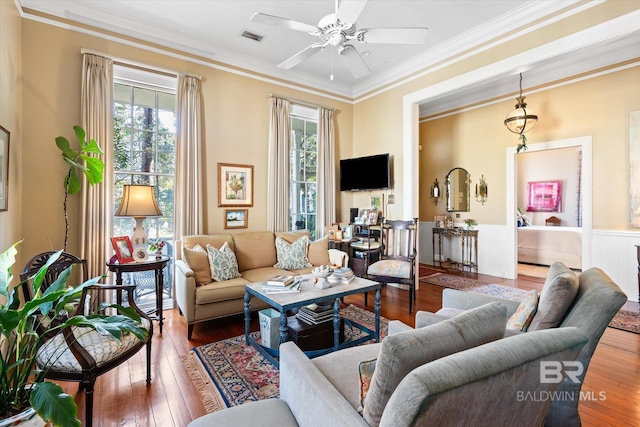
[{"xmin": 175, "ymin": 231, "xmax": 335, "ymax": 339}]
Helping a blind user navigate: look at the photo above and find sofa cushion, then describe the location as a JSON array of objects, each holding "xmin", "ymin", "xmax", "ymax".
[
  {"xmin": 274, "ymin": 236, "xmax": 312, "ymax": 270},
  {"xmin": 528, "ymin": 262, "xmax": 579, "ymax": 331},
  {"xmin": 234, "ymin": 232, "xmax": 278, "ymax": 271},
  {"xmin": 183, "ymin": 243, "xmax": 212, "ymax": 285},
  {"xmin": 362, "ymin": 302, "xmax": 508, "ymax": 427},
  {"xmin": 308, "ymin": 236, "xmax": 331, "ymax": 266},
  {"xmin": 507, "ymin": 290, "xmax": 538, "ymax": 331},
  {"xmin": 275, "ymin": 230, "xmax": 311, "ymax": 244},
  {"xmin": 207, "ymin": 242, "xmax": 241, "ymax": 281},
  {"xmin": 195, "ymin": 276, "xmax": 251, "ymax": 304}
]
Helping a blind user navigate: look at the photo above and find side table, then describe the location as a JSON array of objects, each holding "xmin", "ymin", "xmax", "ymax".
[{"xmin": 107, "ymin": 255, "xmax": 170, "ymax": 334}]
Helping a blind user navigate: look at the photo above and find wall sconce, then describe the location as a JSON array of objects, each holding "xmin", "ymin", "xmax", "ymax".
[
  {"xmin": 476, "ymin": 175, "xmax": 488, "ymax": 205},
  {"xmin": 430, "ymin": 178, "xmax": 441, "ymax": 205},
  {"xmin": 504, "ymin": 73, "xmax": 538, "ymax": 153},
  {"xmin": 115, "ymin": 184, "xmax": 163, "ymax": 249}
]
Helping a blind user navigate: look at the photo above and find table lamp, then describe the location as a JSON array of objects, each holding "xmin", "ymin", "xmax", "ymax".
[{"xmin": 115, "ymin": 184, "xmax": 162, "ymax": 249}]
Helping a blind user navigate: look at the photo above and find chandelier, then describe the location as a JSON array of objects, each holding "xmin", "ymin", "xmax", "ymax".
[{"xmin": 504, "ymin": 73, "xmax": 538, "ymax": 153}]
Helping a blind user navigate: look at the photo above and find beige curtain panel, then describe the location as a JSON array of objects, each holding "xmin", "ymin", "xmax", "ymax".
[
  {"xmin": 267, "ymin": 97, "xmax": 291, "ymax": 232},
  {"xmin": 80, "ymin": 53, "xmax": 114, "ymax": 278}
]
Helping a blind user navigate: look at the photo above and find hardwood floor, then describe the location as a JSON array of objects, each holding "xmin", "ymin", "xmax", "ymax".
[{"xmin": 58, "ymin": 270, "xmax": 640, "ymax": 426}]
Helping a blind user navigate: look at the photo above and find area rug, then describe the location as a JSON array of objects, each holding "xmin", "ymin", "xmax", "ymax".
[
  {"xmin": 418, "ymin": 264, "xmax": 443, "ymax": 279},
  {"xmin": 182, "ymin": 305, "xmax": 389, "ymax": 413},
  {"xmin": 421, "ymin": 273, "xmax": 639, "ymax": 334}
]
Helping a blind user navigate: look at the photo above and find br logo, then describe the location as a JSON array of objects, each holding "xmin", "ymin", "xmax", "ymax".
[{"xmin": 540, "ymin": 361, "xmax": 584, "ymax": 384}]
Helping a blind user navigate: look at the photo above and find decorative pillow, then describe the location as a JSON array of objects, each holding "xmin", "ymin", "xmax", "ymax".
[
  {"xmin": 528, "ymin": 262, "xmax": 579, "ymax": 331},
  {"xmin": 274, "ymin": 236, "xmax": 312, "ymax": 270},
  {"xmin": 358, "ymin": 358, "xmax": 377, "ymax": 414},
  {"xmin": 206, "ymin": 242, "xmax": 241, "ymax": 282},
  {"xmin": 182, "ymin": 244, "xmax": 212, "ymax": 285},
  {"xmin": 362, "ymin": 302, "xmax": 508, "ymax": 426},
  {"xmin": 308, "ymin": 235, "xmax": 331, "ymax": 266},
  {"xmin": 506, "ymin": 290, "xmax": 539, "ymax": 331}
]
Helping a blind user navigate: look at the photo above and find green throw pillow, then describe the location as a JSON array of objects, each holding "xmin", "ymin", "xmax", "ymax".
[
  {"xmin": 206, "ymin": 242, "xmax": 241, "ymax": 281},
  {"xmin": 274, "ymin": 236, "xmax": 312, "ymax": 270}
]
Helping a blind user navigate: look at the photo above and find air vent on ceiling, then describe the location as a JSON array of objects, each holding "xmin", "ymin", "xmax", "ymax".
[{"xmin": 241, "ymin": 30, "xmax": 264, "ymax": 42}]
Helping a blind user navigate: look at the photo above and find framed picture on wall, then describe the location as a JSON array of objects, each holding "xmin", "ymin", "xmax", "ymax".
[
  {"xmin": 0, "ymin": 125, "xmax": 10, "ymax": 212},
  {"xmin": 527, "ymin": 181, "xmax": 562, "ymax": 212},
  {"xmin": 224, "ymin": 209, "xmax": 248, "ymax": 229},
  {"xmin": 218, "ymin": 163, "xmax": 254, "ymax": 207}
]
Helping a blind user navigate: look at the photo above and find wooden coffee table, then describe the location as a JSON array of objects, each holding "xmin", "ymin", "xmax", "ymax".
[{"xmin": 244, "ymin": 274, "xmax": 381, "ymax": 367}]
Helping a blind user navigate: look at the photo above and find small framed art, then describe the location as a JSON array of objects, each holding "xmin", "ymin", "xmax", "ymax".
[
  {"xmin": 218, "ymin": 163, "xmax": 254, "ymax": 207},
  {"xmin": 110, "ymin": 236, "xmax": 135, "ymax": 263},
  {"xmin": 224, "ymin": 209, "xmax": 248, "ymax": 229},
  {"xmin": 0, "ymin": 125, "xmax": 10, "ymax": 211}
]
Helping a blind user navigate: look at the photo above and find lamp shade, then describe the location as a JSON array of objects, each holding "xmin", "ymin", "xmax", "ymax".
[{"xmin": 115, "ymin": 185, "xmax": 162, "ymax": 218}]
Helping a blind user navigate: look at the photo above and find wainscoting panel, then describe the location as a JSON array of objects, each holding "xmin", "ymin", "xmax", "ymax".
[
  {"xmin": 419, "ymin": 223, "xmax": 638, "ymax": 302},
  {"xmin": 591, "ymin": 230, "xmax": 639, "ymax": 302}
]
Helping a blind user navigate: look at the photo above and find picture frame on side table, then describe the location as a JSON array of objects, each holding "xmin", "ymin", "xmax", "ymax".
[
  {"xmin": 366, "ymin": 211, "xmax": 379, "ymax": 225},
  {"xmin": 110, "ymin": 236, "xmax": 135, "ymax": 264},
  {"xmin": 0, "ymin": 125, "xmax": 10, "ymax": 211},
  {"xmin": 341, "ymin": 224, "xmax": 353, "ymax": 240},
  {"xmin": 224, "ymin": 209, "xmax": 248, "ymax": 229},
  {"xmin": 434, "ymin": 215, "xmax": 446, "ymax": 228},
  {"xmin": 218, "ymin": 163, "xmax": 254, "ymax": 207}
]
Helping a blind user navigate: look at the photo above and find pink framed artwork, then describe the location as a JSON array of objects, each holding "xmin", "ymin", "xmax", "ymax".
[{"xmin": 527, "ymin": 181, "xmax": 562, "ymax": 212}]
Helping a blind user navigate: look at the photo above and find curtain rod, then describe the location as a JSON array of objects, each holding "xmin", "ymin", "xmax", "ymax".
[
  {"xmin": 270, "ymin": 93, "xmax": 335, "ymax": 112},
  {"xmin": 80, "ymin": 48, "xmax": 201, "ymax": 80}
]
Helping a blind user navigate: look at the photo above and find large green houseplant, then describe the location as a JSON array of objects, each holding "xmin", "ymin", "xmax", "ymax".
[
  {"xmin": 0, "ymin": 242, "xmax": 148, "ymax": 426},
  {"xmin": 55, "ymin": 126, "xmax": 105, "ymax": 251}
]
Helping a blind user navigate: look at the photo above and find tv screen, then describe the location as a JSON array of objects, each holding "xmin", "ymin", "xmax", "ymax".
[{"xmin": 340, "ymin": 153, "xmax": 391, "ymax": 191}]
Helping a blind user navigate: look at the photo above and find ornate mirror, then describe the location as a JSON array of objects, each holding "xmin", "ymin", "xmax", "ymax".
[{"xmin": 446, "ymin": 167, "xmax": 471, "ymax": 212}]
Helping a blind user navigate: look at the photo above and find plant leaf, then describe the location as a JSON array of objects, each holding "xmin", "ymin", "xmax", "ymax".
[
  {"xmin": 73, "ymin": 125, "xmax": 85, "ymax": 144},
  {"xmin": 30, "ymin": 382, "xmax": 81, "ymax": 427},
  {"xmin": 82, "ymin": 139, "xmax": 104, "ymax": 155},
  {"xmin": 55, "ymin": 136, "xmax": 77, "ymax": 160},
  {"xmin": 66, "ymin": 168, "xmax": 81, "ymax": 195},
  {"xmin": 0, "ymin": 242, "xmax": 19, "ymax": 300},
  {"xmin": 80, "ymin": 154, "xmax": 105, "ymax": 185}
]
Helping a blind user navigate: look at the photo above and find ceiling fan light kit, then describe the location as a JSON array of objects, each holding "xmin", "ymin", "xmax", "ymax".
[{"xmin": 250, "ymin": 0, "xmax": 428, "ymax": 79}]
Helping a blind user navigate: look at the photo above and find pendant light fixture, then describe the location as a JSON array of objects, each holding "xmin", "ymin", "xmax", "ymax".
[{"xmin": 504, "ymin": 73, "xmax": 538, "ymax": 153}]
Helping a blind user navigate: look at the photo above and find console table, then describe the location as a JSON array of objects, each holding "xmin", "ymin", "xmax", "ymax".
[{"xmin": 432, "ymin": 227, "xmax": 478, "ymax": 272}]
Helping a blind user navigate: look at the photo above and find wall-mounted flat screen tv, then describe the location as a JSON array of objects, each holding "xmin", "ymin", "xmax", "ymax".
[{"xmin": 340, "ymin": 153, "xmax": 391, "ymax": 191}]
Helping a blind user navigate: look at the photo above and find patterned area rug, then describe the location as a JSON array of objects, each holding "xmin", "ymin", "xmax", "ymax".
[
  {"xmin": 421, "ymin": 273, "xmax": 639, "ymax": 334},
  {"xmin": 182, "ymin": 305, "xmax": 389, "ymax": 413},
  {"xmin": 418, "ymin": 264, "xmax": 443, "ymax": 279}
]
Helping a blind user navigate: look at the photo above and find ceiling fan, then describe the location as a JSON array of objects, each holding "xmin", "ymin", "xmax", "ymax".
[{"xmin": 250, "ymin": 0, "xmax": 428, "ymax": 79}]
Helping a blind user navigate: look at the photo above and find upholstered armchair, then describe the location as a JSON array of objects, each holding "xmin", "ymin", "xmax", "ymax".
[
  {"xmin": 397, "ymin": 262, "xmax": 627, "ymax": 427},
  {"xmin": 188, "ymin": 302, "xmax": 588, "ymax": 427}
]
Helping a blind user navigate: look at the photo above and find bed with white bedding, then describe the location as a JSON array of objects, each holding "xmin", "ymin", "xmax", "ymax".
[{"xmin": 517, "ymin": 225, "xmax": 582, "ymax": 270}]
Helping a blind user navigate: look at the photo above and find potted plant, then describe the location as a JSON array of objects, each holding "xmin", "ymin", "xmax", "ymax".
[
  {"xmin": 55, "ymin": 126, "xmax": 105, "ymax": 251},
  {"xmin": 0, "ymin": 242, "xmax": 148, "ymax": 426},
  {"xmin": 464, "ymin": 218, "xmax": 478, "ymax": 229}
]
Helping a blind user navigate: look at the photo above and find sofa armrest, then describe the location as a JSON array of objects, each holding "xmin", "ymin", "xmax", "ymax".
[
  {"xmin": 388, "ymin": 319, "xmax": 413, "ymax": 335},
  {"xmin": 415, "ymin": 311, "xmax": 455, "ymax": 328},
  {"xmin": 441, "ymin": 288, "xmax": 521, "ymax": 317},
  {"xmin": 175, "ymin": 259, "xmax": 197, "ymax": 323},
  {"xmin": 279, "ymin": 342, "xmax": 369, "ymax": 427}
]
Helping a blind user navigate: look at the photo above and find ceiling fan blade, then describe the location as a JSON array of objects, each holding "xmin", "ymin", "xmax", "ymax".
[
  {"xmin": 339, "ymin": 44, "xmax": 370, "ymax": 79},
  {"xmin": 278, "ymin": 43, "xmax": 327, "ymax": 70},
  {"xmin": 250, "ymin": 13, "xmax": 318, "ymax": 34},
  {"xmin": 336, "ymin": 0, "xmax": 368, "ymax": 24},
  {"xmin": 357, "ymin": 28, "xmax": 429, "ymax": 44}
]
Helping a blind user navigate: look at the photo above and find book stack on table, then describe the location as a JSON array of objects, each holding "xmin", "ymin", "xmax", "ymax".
[
  {"xmin": 327, "ymin": 267, "xmax": 355, "ymax": 285},
  {"xmin": 296, "ymin": 303, "xmax": 335, "ymax": 325},
  {"xmin": 260, "ymin": 275, "xmax": 301, "ymax": 294}
]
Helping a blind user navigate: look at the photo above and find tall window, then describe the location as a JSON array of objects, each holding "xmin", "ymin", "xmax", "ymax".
[
  {"xmin": 112, "ymin": 66, "xmax": 177, "ymax": 241},
  {"xmin": 290, "ymin": 105, "xmax": 319, "ymax": 237},
  {"xmin": 112, "ymin": 66, "xmax": 177, "ymax": 308}
]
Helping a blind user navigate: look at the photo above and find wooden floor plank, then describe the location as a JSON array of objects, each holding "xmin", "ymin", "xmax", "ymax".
[{"xmin": 53, "ymin": 267, "xmax": 639, "ymax": 426}]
